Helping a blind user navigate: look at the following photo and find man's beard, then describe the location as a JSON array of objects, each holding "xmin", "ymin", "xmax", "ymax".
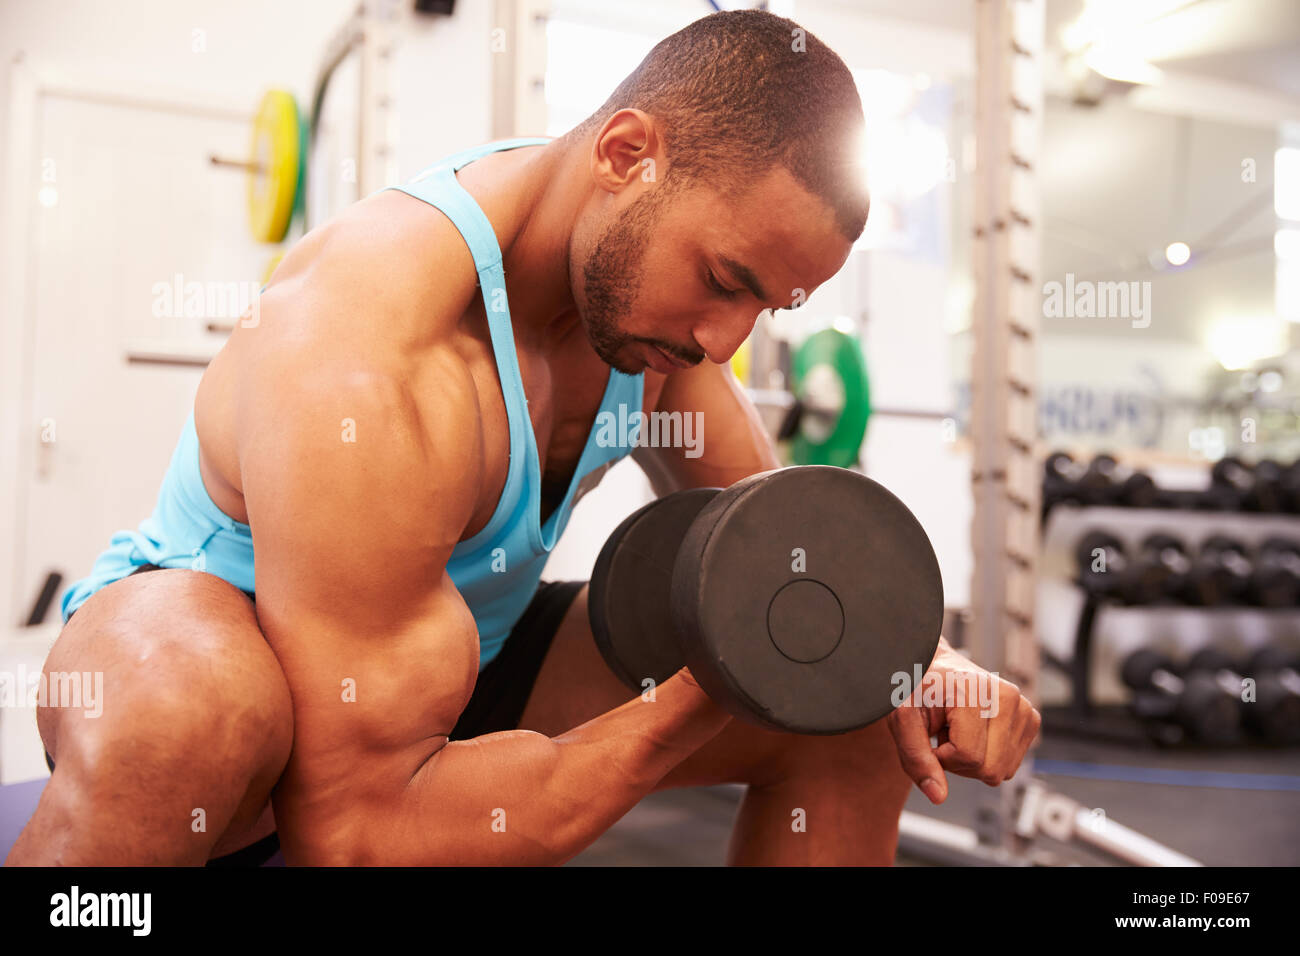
[{"xmin": 580, "ymin": 189, "xmax": 667, "ymax": 374}]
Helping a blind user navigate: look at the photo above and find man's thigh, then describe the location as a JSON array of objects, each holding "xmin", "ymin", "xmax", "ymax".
[{"xmin": 31, "ymin": 569, "xmax": 290, "ymax": 862}]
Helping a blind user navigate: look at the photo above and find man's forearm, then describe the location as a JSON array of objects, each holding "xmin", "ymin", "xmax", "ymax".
[{"xmin": 354, "ymin": 672, "xmax": 731, "ymax": 865}]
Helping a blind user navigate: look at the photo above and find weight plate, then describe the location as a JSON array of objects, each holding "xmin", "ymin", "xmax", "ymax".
[
  {"xmin": 589, "ymin": 488, "xmax": 721, "ymax": 692},
  {"xmin": 730, "ymin": 336, "xmax": 751, "ymax": 386},
  {"xmin": 670, "ymin": 466, "xmax": 943, "ymax": 735},
  {"xmin": 247, "ymin": 89, "xmax": 302, "ymax": 243},
  {"xmin": 791, "ymin": 329, "xmax": 870, "ymax": 468},
  {"xmin": 292, "ymin": 99, "xmax": 309, "ymax": 224}
]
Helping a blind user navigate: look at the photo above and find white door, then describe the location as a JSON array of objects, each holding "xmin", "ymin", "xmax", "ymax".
[{"xmin": 13, "ymin": 89, "xmax": 273, "ymax": 624}]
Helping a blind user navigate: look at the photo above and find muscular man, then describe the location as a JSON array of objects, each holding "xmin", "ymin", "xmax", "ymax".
[{"xmin": 8, "ymin": 9, "xmax": 1038, "ymax": 866}]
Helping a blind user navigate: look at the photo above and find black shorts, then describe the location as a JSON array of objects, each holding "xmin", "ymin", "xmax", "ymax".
[{"xmin": 48, "ymin": 568, "xmax": 586, "ymax": 866}]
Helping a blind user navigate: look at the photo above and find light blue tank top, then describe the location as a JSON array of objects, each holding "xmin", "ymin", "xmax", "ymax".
[{"xmin": 60, "ymin": 137, "xmax": 645, "ymax": 669}]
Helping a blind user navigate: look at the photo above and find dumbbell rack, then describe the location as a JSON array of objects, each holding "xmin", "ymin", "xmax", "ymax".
[{"xmin": 1043, "ymin": 501, "xmax": 1300, "ymax": 743}]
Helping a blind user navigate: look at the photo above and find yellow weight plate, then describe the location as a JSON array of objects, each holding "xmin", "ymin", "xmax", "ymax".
[
  {"xmin": 730, "ymin": 337, "xmax": 752, "ymax": 386},
  {"xmin": 261, "ymin": 252, "xmax": 284, "ymax": 286},
  {"xmin": 246, "ymin": 90, "xmax": 301, "ymax": 244}
]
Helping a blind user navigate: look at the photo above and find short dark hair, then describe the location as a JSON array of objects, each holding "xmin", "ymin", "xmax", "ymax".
[{"xmin": 571, "ymin": 10, "xmax": 869, "ymax": 241}]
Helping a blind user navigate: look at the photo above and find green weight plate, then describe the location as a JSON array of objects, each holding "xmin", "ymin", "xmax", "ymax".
[
  {"xmin": 292, "ymin": 95, "xmax": 308, "ymax": 224},
  {"xmin": 791, "ymin": 328, "xmax": 870, "ymax": 467}
]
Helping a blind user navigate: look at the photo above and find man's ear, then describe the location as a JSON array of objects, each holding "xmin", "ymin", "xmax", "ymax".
[{"xmin": 589, "ymin": 109, "xmax": 662, "ymax": 195}]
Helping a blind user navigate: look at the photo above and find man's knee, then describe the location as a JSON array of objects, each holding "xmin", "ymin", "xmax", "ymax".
[
  {"xmin": 756, "ymin": 717, "xmax": 909, "ymax": 794},
  {"xmin": 42, "ymin": 570, "xmax": 292, "ymax": 783}
]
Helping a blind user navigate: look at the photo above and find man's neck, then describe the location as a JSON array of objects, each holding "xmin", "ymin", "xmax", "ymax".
[{"xmin": 468, "ymin": 136, "xmax": 591, "ymax": 353}]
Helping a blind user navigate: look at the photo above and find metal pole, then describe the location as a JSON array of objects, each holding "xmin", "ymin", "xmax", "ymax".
[{"xmin": 970, "ymin": 0, "xmax": 1044, "ymax": 853}]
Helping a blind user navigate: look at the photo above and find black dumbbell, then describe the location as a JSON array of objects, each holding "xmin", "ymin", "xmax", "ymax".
[
  {"xmin": 1044, "ymin": 451, "xmax": 1089, "ymax": 512},
  {"xmin": 1250, "ymin": 645, "xmax": 1300, "ymax": 679},
  {"xmin": 1189, "ymin": 648, "xmax": 1300, "ymax": 745},
  {"xmin": 1085, "ymin": 453, "xmax": 1159, "ymax": 508},
  {"xmin": 1247, "ymin": 459, "xmax": 1287, "ymax": 512},
  {"xmin": 588, "ymin": 466, "xmax": 945, "ymax": 735},
  {"xmin": 1248, "ymin": 538, "xmax": 1300, "ymax": 607},
  {"xmin": 1119, "ymin": 649, "xmax": 1241, "ymax": 745},
  {"xmin": 1185, "ymin": 536, "xmax": 1252, "ymax": 606},
  {"xmin": 589, "ymin": 488, "xmax": 719, "ymax": 691},
  {"xmin": 1249, "ymin": 646, "xmax": 1300, "ymax": 739},
  {"xmin": 1277, "ymin": 460, "xmax": 1300, "ymax": 513},
  {"xmin": 1201, "ymin": 457, "xmax": 1274, "ymax": 512},
  {"xmin": 1075, "ymin": 530, "xmax": 1129, "ymax": 599},
  {"xmin": 1124, "ymin": 533, "xmax": 1191, "ymax": 605}
]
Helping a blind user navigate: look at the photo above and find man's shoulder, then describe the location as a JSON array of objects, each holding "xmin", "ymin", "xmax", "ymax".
[{"xmin": 262, "ymin": 189, "xmax": 480, "ymax": 342}]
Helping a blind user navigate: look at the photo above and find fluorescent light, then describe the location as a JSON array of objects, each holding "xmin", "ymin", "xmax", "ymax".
[
  {"xmin": 1206, "ymin": 316, "xmax": 1289, "ymax": 370},
  {"xmin": 1084, "ymin": 46, "xmax": 1163, "ymax": 85},
  {"xmin": 1062, "ymin": 0, "xmax": 1199, "ymax": 53}
]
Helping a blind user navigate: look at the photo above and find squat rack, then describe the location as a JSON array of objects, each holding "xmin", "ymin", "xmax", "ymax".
[{"xmin": 908, "ymin": 0, "xmax": 1199, "ymax": 866}]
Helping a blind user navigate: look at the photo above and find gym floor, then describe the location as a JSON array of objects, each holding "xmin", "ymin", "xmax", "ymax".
[{"xmin": 569, "ymin": 731, "xmax": 1300, "ymax": 866}]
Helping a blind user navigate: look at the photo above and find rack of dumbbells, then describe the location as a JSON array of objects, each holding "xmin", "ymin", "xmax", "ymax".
[{"xmin": 1041, "ymin": 451, "xmax": 1300, "ymax": 747}]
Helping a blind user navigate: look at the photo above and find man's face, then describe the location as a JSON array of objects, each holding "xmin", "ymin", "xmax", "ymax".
[{"xmin": 573, "ymin": 164, "xmax": 856, "ymax": 375}]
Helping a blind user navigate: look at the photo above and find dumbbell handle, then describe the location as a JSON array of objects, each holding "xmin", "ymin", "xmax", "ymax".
[
  {"xmin": 1265, "ymin": 551, "xmax": 1300, "ymax": 574},
  {"xmin": 747, "ymin": 388, "xmax": 838, "ymax": 419},
  {"xmin": 1186, "ymin": 662, "xmax": 1250, "ymax": 699},
  {"xmin": 1146, "ymin": 666, "xmax": 1184, "ymax": 696},
  {"xmin": 1253, "ymin": 662, "xmax": 1300, "ymax": 696}
]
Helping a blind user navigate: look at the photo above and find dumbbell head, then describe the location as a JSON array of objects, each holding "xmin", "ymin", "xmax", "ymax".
[
  {"xmin": 1211, "ymin": 457, "xmax": 1252, "ymax": 493},
  {"xmin": 1176, "ymin": 672, "xmax": 1242, "ymax": 744},
  {"xmin": 1247, "ymin": 678, "xmax": 1300, "ymax": 745},
  {"xmin": 1122, "ymin": 650, "xmax": 1242, "ymax": 744},
  {"xmin": 1043, "ymin": 451, "xmax": 1085, "ymax": 511},
  {"xmin": 1120, "ymin": 648, "xmax": 1174, "ymax": 689},
  {"xmin": 1250, "ymin": 538, "xmax": 1300, "ymax": 607},
  {"xmin": 1140, "ymin": 532, "xmax": 1186, "ymax": 556},
  {"xmin": 1187, "ymin": 647, "xmax": 1235, "ymax": 674},
  {"xmin": 1188, "ymin": 646, "xmax": 1300, "ymax": 744},
  {"xmin": 1248, "ymin": 459, "xmax": 1286, "ymax": 512},
  {"xmin": 1171, "ymin": 650, "xmax": 1244, "ymax": 744},
  {"xmin": 1248, "ymin": 645, "xmax": 1300, "ymax": 674},
  {"xmin": 670, "ymin": 466, "xmax": 944, "ymax": 735},
  {"xmin": 1119, "ymin": 470, "xmax": 1158, "ymax": 507},
  {"xmin": 1202, "ymin": 535, "xmax": 1248, "ymax": 558},
  {"xmin": 588, "ymin": 488, "xmax": 720, "ymax": 691},
  {"xmin": 1244, "ymin": 646, "xmax": 1300, "ymax": 744},
  {"xmin": 1045, "ymin": 451, "xmax": 1075, "ymax": 479},
  {"xmin": 1259, "ymin": 537, "xmax": 1300, "ymax": 562},
  {"xmin": 1185, "ymin": 537, "xmax": 1250, "ymax": 606},
  {"xmin": 1077, "ymin": 454, "xmax": 1117, "ymax": 498},
  {"xmin": 1278, "ymin": 461, "xmax": 1300, "ymax": 512},
  {"xmin": 1076, "ymin": 531, "xmax": 1127, "ymax": 595},
  {"xmin": 1136, "ymin": 533, "xmax": 1189, "ymax": 590}
]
